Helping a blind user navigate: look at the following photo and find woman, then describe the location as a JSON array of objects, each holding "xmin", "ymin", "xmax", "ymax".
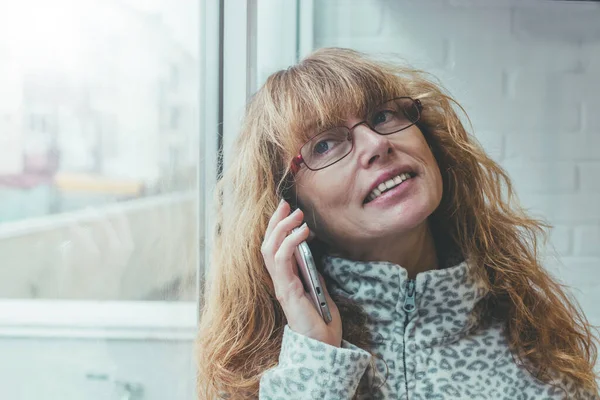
[{"xmin": 196, "ymin": 48, "xmax": 599, "ymax": 399}]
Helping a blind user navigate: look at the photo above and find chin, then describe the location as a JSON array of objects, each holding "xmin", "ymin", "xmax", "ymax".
[{"xmin": 385, "ymin": 200, "xmax": 435, "ymax": 232}]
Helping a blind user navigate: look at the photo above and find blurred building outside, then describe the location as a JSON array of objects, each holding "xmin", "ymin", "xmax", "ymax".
[{"xmin": 0, "ymin": 0, "xmax": 200, "ymax": 301}]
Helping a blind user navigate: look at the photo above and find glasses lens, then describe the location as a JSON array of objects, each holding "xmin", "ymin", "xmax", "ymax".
[
  {"xmin": 301, "ymin": 127, "xmax": 352, "ymax": 170},
  {"xmin": 369, "ymin": 97, "xmax": 420, "ymax": 135}
]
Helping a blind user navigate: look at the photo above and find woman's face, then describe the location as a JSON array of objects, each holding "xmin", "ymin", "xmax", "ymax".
[{"xmin": 294, "ymin": 116, "xmax": 443, "ymax": 254}]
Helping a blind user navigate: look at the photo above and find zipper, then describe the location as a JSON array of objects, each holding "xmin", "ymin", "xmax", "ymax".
[
  {"xmin": 402, "ymin": 279, "xmax": 416, "ymax": 313},
  {"xmin": 402, "ymin": 279, "xmax": 416, "ymax": 400}
]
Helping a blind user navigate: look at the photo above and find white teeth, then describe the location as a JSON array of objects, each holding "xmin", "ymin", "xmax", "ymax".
[{"xmin": 366, "ymin": 173, "xmax": 413, "ymax": 203}]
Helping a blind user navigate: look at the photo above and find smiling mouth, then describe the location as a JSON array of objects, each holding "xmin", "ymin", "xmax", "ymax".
[{"xmin": 364, "ymin": 172, "xmax": 416, "ymax": 204}]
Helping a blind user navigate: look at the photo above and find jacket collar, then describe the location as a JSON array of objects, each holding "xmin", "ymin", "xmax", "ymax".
[{"xmin": 321, "ymin": 255, "xmax": 489, "ymax": 344}]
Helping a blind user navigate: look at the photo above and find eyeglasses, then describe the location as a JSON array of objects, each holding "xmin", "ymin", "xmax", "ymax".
[{"xmin": 291, "ymin": 97, "xmax": 423, "ymax": 173}]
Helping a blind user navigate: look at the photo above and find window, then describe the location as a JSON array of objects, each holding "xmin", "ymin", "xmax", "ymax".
[{"xmin": 0, "ymin": 0, "xmax": 209, "ymax": 398}]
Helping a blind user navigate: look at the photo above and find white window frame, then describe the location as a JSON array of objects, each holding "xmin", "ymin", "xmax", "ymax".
[
  {"xmin": 0, "ymin": 300, "xmax": 197, "ymax": 340},
  {"xmin": 0, "ymin": 0, "xmax": 309, "ymax": 341}
]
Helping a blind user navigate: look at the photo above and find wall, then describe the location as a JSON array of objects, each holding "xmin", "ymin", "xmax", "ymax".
[{"xmin": 313, "ymin": 0, "xmax": 600, "ymax": 325}]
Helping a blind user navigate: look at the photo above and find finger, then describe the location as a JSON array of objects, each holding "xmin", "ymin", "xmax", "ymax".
[
  {"xmin": 262, "ymin": 206, "xmax": 302, "ymax": 265},
  {"xmin": 306, "ymin": 228, "xmax": 316, "ymax": 242},
  {"xmin": 268, "ymin": 208, "xmax": 305, "ymax": 255},
  {"xmin": 271, "ymin": 224, "xmax": 310, "ymax": 286},
  {"xmin": 264, "ymin": 199, "xmax": 290, "ymax": 242}
]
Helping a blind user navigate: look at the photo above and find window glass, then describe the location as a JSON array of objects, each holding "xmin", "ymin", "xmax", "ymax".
[{"xmin": 0, "ymin": 0, "xmax": 202, "ymax": 302}]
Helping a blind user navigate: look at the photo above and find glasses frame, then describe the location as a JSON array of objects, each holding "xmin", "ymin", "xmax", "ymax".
[{"xmin": 290, "ymin": 97, "xmax": 423, "ymax": 174}]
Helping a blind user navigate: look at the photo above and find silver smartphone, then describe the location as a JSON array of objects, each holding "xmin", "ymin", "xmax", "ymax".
[{"xmin": 292, "ymin": 227, "xmax": 332, "ymax": 324}]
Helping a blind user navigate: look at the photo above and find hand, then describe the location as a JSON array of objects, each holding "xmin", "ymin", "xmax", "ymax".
[{"xmin": 261, "ymin": 200, "xmax": 343, "ymax": 347}]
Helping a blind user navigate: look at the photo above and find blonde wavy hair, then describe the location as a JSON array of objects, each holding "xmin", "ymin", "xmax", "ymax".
[{"xmin": 196, "ymin": 47, "xmax": 598, "ymax": 399}]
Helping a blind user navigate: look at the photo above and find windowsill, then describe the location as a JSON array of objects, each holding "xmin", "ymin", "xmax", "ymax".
[{"xmin": 0, "ymin": 299, "xmax": 197, "ymax": 340}]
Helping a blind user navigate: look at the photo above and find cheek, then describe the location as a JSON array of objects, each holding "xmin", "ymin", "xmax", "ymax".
[
  {"xmin": 296, "ymin": 174, "xmax": 336, "ymax": 211},
  {"xmin": 426, "ymin": 157, "xmax": 444, "ymax": 206},
  {"xmin": 298, "ymin": 172, "xmax": 355, "ymax": 220},
  {"xmin": 314, "ymin": 178, "xmax": 351, "ymax": 209},
  {"xmin": 417, "ymin": 139, "xmax": 443, "ymax": 201}
]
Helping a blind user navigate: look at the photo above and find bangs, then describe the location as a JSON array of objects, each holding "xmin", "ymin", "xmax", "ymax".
[{"xmin": 267, "ymin": 49, "xmax": 409, "ymax": 154}]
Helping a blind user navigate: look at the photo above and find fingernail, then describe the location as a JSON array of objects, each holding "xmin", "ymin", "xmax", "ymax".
[{"xmin": 279, "ymin": 199, "xmax": 285, "ymax": 207}]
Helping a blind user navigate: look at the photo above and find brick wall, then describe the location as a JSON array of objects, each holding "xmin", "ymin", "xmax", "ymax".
[{"xmin": 313, "ymin": 0, "xmax": 600, "ymax": 326}]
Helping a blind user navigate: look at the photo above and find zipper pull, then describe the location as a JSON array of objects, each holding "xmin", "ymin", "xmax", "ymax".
[{"xmin": 403, "ymin": 279, "xmax": 416, "ymax": 313}]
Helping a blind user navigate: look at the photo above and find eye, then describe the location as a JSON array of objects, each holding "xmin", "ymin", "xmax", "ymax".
[
  {"xmin": 371, "ymin": 110, "xmax": 396, "ymax": 127},
  {"xmin": 313, "ymin": 139, "xmax": 336, "ymax": 155},
  {"xmin": 309, "ymin": 128, "xmax": 348, "ymax": 157},
  {"xmin": 315, "ymin": 140, "xmax": 330, "ymax": 154}
]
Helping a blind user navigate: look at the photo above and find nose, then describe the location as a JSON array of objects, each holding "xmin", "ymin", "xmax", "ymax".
[{"xmin": 352, "ymin": 124, "xmax": 392, "ymax": 168}]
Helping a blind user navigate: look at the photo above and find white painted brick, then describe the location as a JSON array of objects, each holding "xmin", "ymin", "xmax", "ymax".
[
  {"xmin": 556, "ymin": 74, "xmax": 600, "ymax": 130},
  {"xmin": 505, "ymin": 131, "xmax": 600, "ymax": 161},
  {"xmin": 557, "ymin": 73, "xmax": 600, "ymax": 99},
  {"xmin": 453, "ymin": 39, "xmax": 582, "ymax": 77},
  {"xmin": 382, "ymin": 3, "xmax": 511, "ymax": 41},
  {"xmin": 579, "ymin": 162, "xmax": 600, "ymax": 193},
  {"xmin": 549, "ymin": 258, "xmax": 600, "ymax": 327},
  {"xmin": 472, "ymin": 131, "xmax": 504, "ymax": 161},
  {"xmin": 446, "ymin": 62, "xmax": 505, "ymax": 103},
  {"xmin": 548, "ymin": 225, "xmax": 573, "ymax": 257},
  {"xmin": 487, "ymin": 99, "xmax": 578, "ymax": 132},
  {"xmin": 509, "ymin": 71, "xmax": 581, "ymax": 131},
  {"xmin": 545, "ymin": 257, "xmax": 600, "ymax": 300},
  {"xmin": 574, "ymin": 225, "xmax": 600, "ymax": 257},
  {"xmin": 313, "ymin": 0, "xmax": 384, "ymax": 40},
  {"xmin": 511, "ymin": 43, "xmax": 583, "ymax": 74},
  {"xmin": 320, "ymin": 36, "xmax": 448, "ymax": 70},
  {"xmin": 449, "ymin": 37, "xmax": 511, "ymax": 73},
  {"xmin": 582, "ymin": 42, "xmax": 600, "ymax": 75},
  {"xmin": 502, "ymin": 161, "xmax": 576, "ymax": 194},
  {"xmin": 447, "ymin": 8, "xmax": 512, "ymax": 40},
  {"xmin": 583, "ymin": 103, "xmax": 600, "ymax": 131},
  {"xmin": 512, "ymin": 5, "xmax": 600, "ymax": 44},
  {"xmin": 543, "ymin": 256, "xmax": 600, "ymax": 314},
  {"xmin": 451, "ymin": 71, "xmax": 579, "ymax": 131},
  {"xmin": 448, "ymin": 0, "xmax": 545, "ymax": 8},
  {"xmin": 574, "ymin": 288, "xmax": 600, "ymax": 328},
  {"xmin": 448, "ymin": 0, "xmax": 514, "ymax": 7},
  {"xmin": 519, "ymin": 194, "xmax": 600, "ymax": 224}
]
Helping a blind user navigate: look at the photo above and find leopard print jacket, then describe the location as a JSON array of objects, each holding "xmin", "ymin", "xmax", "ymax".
[{"xmin": 259, "ymin": 255, "xmax": 598, "ymax": 399}]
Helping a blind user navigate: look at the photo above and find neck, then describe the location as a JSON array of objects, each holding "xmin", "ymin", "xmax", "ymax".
[{"xmin": 328, "ymin": 221, "xmax": 439, "ymax": 279}]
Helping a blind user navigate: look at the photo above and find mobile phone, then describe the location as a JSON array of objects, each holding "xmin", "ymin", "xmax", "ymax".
[{"xmin": 292, "ymin": 226, "xmax": 332, "ymax": 324}]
